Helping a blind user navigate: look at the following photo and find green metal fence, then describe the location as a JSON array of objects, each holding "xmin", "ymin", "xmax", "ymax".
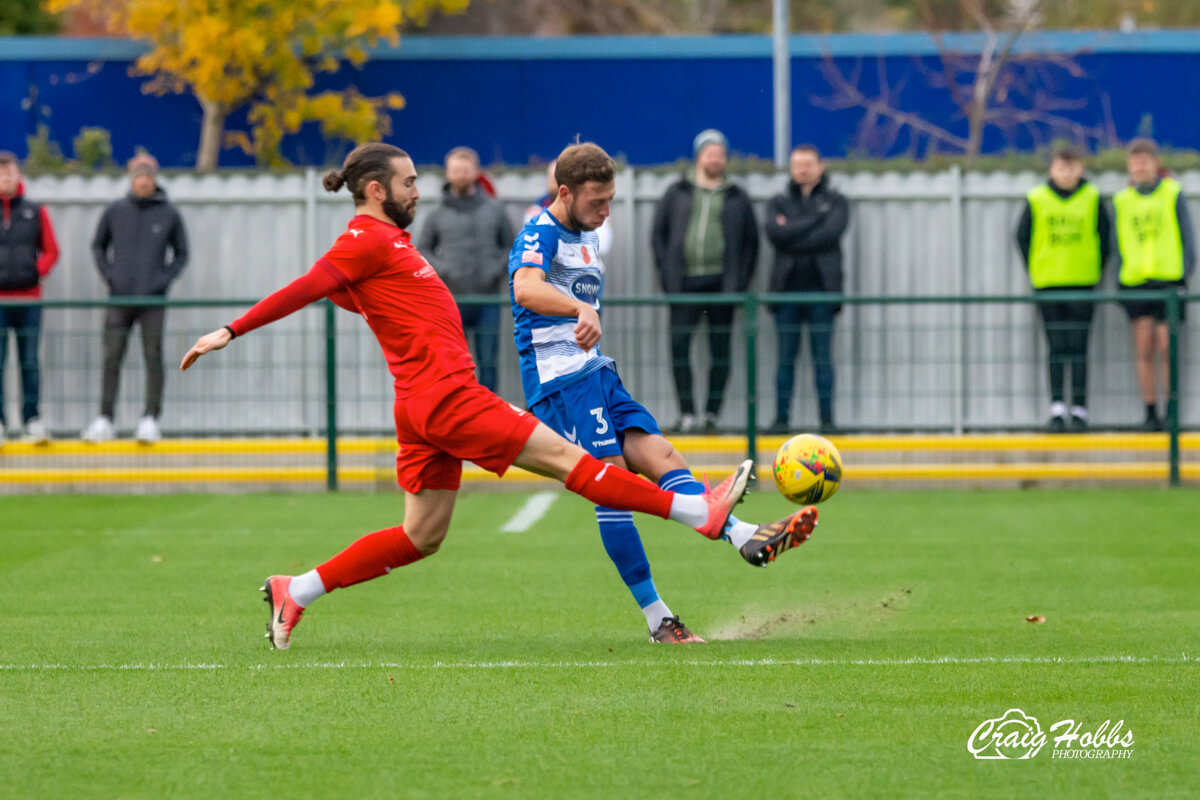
[{"xmin": 0, "ymin": 291, "xmax": 1194, "ymax": 489}]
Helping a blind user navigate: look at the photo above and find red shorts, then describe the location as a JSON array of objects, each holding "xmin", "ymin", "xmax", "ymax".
[{"xmin": 393, "ymin": 379, "xmax": 540, "ymax": 493}]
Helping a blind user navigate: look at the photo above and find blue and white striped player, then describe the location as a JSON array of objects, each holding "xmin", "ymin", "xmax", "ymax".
[{"xmin": 508, "ymin": 142, "xmax": 818, "ymax": 643}]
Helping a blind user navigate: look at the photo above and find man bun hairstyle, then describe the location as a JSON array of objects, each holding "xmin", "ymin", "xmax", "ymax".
[
  {"xmin": 322, "ymin": 170, "xmax": 346, "ymax": 192},
  {"xmin": 554, "ymin": 142, "xmax": 615, "ymax": 193},
  {"xmin": 323, "ymin": 142, "xmax": 410, "ymax": 203}
]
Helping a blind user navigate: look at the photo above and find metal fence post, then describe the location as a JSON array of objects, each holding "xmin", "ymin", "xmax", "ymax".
[
  {"xmin": 744, "ymin": 292, "xmax": 759, "ymax": 463},
  {"xmin": 950, "ymin": 164, "xmax": 966, "ymax": 435},
  {"xmin": 1166, "ymin": 290, "xmax": 1181, "ymax": 487},
  {"xmin": 304, "ymin": 168, "xmax": 320, "ymax": 438},
  {"xmin": 324, "ymin": 299, "xmax": 338, "ymax": 491},
  {"xmin": 622, "ymin": 165, "xmax": 637, "ymax": 284}
]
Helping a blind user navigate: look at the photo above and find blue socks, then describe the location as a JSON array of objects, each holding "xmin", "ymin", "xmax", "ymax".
[
  {"xmin": 659, "ymin": 468, "xmax": 748, "ymax": 544},
  {"xmin": 596, "ymin": 507, "xmax": 672, "ymax": 629}
]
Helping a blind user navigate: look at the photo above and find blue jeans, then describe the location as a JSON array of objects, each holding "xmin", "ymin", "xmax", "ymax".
[
  {"xmin": 0, "ymin": 304, "xmax": 43, "ymax": 425},
  {"xmin": 458, "ymin": 302, "xmax": 499, "ymax": 392},
  {"xmin": 774, "ymin": 302, "xmax": 836, "ymax": 425}
]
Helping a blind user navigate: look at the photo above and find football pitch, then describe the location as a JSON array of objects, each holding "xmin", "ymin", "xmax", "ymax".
[{"xmin": 2, "ymin": 488, "xmax": 1197, "ymax": 798}]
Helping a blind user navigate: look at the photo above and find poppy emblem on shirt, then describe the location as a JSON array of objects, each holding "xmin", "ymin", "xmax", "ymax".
[{"xmin": 580, "ymin": 245, "xmax": 591, "ymax": 265}]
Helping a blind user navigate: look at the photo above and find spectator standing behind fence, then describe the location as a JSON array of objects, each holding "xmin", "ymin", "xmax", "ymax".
[
  {"xmin": 417, "ymin": 147, "xmax": 514, "ymax": 393},
  {"xmin": 0, "ymin": 151, "xmax": 58, "ymax": 445},
  {"xmin": 82, "ymin": 154, "xmax": 188, "ymax": 444},
  {"xmin": 1015, "ymin": 147, "xmax": 1111, "ymax": 433},
  {"xmin": 652, "ymin": 129, "xmax": 758, "ymax": 434},
  {"xmin": 1113, "ymin": 138, "xmax": 1195, "ymax": 432},
  {"xmin": 764, "ymin": 145, "xmax": 848, "ymax": 435}
]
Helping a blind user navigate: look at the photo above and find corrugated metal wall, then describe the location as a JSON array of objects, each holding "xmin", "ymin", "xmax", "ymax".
[{"xmin": 9, "ymin": 168, "xmax": 1197, "ymax": 436}]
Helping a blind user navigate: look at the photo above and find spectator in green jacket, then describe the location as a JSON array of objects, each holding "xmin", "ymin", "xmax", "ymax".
[{"xmin": 651, "ymin": 129, "xmax": 758, "ymax": 434}]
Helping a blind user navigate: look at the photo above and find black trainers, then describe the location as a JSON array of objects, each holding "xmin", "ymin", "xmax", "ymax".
[
  {"xmin": 1140, "ymin": 414, "xmax": 1163, "ymax": 432},
  {"xmin": 740, "ymin": 506, "xmax": 818, "ymax": 567},
  {"xmin": 649, "ymin": 616, "xmax": 705, "ymax": 643},
  {"xmin": 1048, "ymin": 415, "xmax": 1067, "ymax": 433}
]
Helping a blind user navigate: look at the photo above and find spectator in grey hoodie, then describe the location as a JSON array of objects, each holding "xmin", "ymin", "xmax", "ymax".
[
  {"xmin": 83, "ymin": 154, "xmax": 188, "ymax": 443},
  {"xmin": 418, "ymin": 147, "xmax": 514, "ymax": 392}
]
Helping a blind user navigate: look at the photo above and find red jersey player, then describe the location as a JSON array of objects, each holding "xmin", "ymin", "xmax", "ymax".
[{"xmin": 181, "ymin": 143, "xmax": 753, "ymax": 650}]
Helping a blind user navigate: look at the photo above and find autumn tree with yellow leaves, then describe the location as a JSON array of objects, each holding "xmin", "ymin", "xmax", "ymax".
[{"xmin": 48, "ymin": 0, "xmax": 468, "ymax": 168}]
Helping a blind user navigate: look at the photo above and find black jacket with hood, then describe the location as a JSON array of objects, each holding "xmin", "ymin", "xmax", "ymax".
[
  {"xmin": 651, "ymin": 177, "xmax": 759, "ymax": 293},
  {"xmin": 91, "ymin": 186, "xmax": 189, "ymax": 297},
  {"xmin": 764, "ymin": 174, "xmax": 849, "ymax": 309}
]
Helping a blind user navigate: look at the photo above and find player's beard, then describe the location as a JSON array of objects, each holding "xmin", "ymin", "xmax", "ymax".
[
  {"xmin": 382, "ymin": 187, "xmax": 415, "ymax": 229},
  {"xmin": 563, "ymin": 198, "xmax": 597, "ymax": 232}
]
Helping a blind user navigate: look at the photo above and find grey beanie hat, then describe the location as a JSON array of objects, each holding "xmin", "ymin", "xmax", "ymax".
[{"xmin": 693, "ymin": 128, "xmax": 729, "ymax": 157}]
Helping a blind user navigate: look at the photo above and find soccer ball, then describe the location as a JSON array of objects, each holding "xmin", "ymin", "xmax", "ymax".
[{"xmin": 772, "ymin": 433, "xmax": 842, "ymax": 505}]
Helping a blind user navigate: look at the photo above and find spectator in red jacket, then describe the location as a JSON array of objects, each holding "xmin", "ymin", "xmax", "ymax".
[{"xmin": 0, "ymin": 151, "xmax": 59, "ymax": 444}]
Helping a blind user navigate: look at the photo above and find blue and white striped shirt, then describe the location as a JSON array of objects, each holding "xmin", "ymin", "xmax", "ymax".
[{"xmin": 508, "ymin": 209, "xmax": 614, "ymax": 406}]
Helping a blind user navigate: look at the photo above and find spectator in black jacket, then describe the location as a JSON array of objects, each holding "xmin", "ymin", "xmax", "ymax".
[
  {"xmin": 83, "ymin": 154, "xmax": 188, "ymax": 444},
  {"xmin": 651, "ymin": 129, "xmax": 758, "ymax": 433},
  {"xmin": 0, "ymin": 151, "xmax": 59, "ymax": 445},
  {"xmin": 765, "ymin": 145, "xmax": 849, "ymax": 435}
]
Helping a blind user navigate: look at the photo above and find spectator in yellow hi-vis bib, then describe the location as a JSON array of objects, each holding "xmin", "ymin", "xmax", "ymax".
[
  {"xmin": 1113, "ymin": 138, "xmax": 1195, "ymax": 431},
  {"xmin": 1015, "ymin": 147, "xmax": 1112, "ymax": 433}
]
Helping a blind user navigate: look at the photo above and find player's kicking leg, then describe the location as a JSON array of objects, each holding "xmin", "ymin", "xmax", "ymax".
[
  {"xmin": 623, "ymin": 430, "xmax": 819, "ymax": 568},
  {"xmin": 513, "ymin": 421, "xmax": 753, "ymax": 541},
  {"xmin": 262, "ymin": 487, "xmax": 455, "ymax": 649}
]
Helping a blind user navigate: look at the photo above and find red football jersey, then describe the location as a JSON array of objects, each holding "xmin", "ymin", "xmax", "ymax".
[{"xmin": 319, "ymin": 215, "xmax": 475, "ymax": 397}]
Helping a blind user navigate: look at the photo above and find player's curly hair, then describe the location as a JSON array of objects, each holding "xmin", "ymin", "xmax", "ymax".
[
  {"xmin": 323, "ymin": 143, "xmax": 410, "ymax": 203},
  {"xmin": 554, "ymin": 143, "xmax": 615, "ymax": 193}
]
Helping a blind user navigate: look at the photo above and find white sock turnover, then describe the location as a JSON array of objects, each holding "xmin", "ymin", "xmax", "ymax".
[
  {"xmin": 289, "ymin": 569, "xmax": 327, "ymax": 608},
  {"xmin": 667, "ymin": 494, "xmax": 708, "ymax": 528},
  {"xmin": 642, "ymin": 600, "xmax": 673, "ymax": 631},
  {"xmin": 726, "ymin": 520, "xmax": 758, "ymax": 550}
]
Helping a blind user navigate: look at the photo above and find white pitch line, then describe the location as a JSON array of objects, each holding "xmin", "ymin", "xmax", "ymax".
[
  {"xmin": 499, "ymin": 491, "xmax": 558, "ymax": 532},
  {"xmin": 1, "ymin": 655, "xmax": 1197, "ymax": 672}
]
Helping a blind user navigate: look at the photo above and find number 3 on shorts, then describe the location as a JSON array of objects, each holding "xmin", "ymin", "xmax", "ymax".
[{"xmin": 589, "ymin": 407, "xmax": 609, "ymax": 435}]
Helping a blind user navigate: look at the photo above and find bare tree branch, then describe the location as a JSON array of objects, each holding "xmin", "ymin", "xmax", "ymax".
[{"xmin": 813, "ymin": 55, "xmax": 971, "ymax": 151}]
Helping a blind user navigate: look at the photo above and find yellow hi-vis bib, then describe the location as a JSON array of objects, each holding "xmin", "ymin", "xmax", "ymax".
[
  {"xmin": 1114, "ymin": 178, "xmax": 1184, "ymax": 286},
  {"xmin": 1026, "ymin": 183, "xmax": 1101, "ymax": 288}
]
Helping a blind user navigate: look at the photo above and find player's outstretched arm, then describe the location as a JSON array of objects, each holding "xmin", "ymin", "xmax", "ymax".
[
  {"xmin": 512, "ymin": 266, "xmax": 601, "ymax": 350},
  {"xmin": 180, "ymin": 327, "xmax": 233, "ymax": 370},
  {"xmin": 180, "ymin": 261, "xmax": 346, "ymax": 372}
]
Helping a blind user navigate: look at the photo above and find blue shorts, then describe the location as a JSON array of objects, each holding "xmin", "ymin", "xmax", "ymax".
[{"xmin": 531, "ymin": 366, "xmax": 661, "ymax": 459}]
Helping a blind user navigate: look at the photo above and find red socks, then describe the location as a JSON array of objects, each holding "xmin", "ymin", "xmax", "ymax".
[
  {"xmin": 564, "ymin": 454, "xmax": 673, "ymax": 519},
  {"xmin": 315, "ymin": 525, "xmax": 424, "ymax": 592},
  {"xmin": 312, "ymin": 459, "xmax": 672, "ymax": 594}
]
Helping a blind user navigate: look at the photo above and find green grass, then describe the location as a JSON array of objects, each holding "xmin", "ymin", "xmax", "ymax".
[{"xmin": 1, "ymin": 488, "xmax": 1198, "ymax": 798}]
